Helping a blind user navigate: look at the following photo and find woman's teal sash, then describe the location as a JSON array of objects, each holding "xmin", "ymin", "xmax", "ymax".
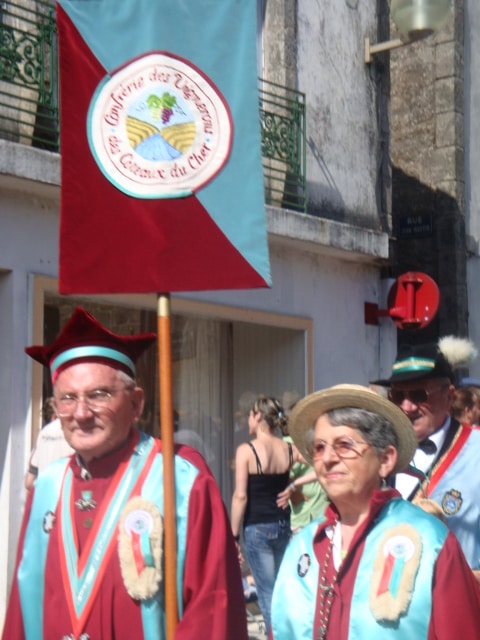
[{"xmin": 271, "ymin": 498, "xmax": 448, "ymax": 639}]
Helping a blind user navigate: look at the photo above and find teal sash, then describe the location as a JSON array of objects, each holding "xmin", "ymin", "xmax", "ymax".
[
  {"xmin": 139, "ymin": 450, "xmax": 194, "ymax": 637},
  {"xmin": 271, "ymin": 498, "xmax": 448, "ymax": 639},
  {"xmin": 18, "ymin": 457, "xmax": 70, "ymax": 640},
  {"xmin": 271, "ymin": 516, "xmax": 325, "ymax": 639},
  {"xmin": 427, "ymin": 428, "xmax": 480, "ymax": 569},
  {"xmin": 348, "ymin": 499, "xmax": 446, "ymax": 639}
]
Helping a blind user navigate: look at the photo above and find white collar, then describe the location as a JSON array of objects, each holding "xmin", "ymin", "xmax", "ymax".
[{"xmin": 428, "ymin": 414, "xmax": 451, "ymax": 451}]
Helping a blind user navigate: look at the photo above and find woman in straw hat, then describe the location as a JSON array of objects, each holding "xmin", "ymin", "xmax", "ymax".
[{"xmin": 270, "ymin": 385, "xmax": 480, "ymax": 639}]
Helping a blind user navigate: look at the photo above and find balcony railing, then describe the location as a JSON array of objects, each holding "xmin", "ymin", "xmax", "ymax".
[
  {"xmin": 0, "ymin": 1, "xmax": 306, "ymax": 211},
  {"xmin": 0, "ymin": 0, "xmax": 58, "ymax": 150},
  {"xmin": 259, "ymin": 79, "xmax": 306, "ymax": 212}
]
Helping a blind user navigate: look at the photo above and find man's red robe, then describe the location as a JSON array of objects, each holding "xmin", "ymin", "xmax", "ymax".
[{"xmin": 2, "ymin": 433, "xmax": 248, "ymax": 639}]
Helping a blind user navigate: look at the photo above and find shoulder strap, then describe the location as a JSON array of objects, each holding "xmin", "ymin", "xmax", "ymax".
[
  {"xmin": 247, "ymin": 441, "xmax": 262, "ymax": 474},
  {"xmin": 410, "ymin": 422, "xmax": 472, "ymax": 501},
  {"xmin": 287, "ymin": 441, "xmax": 293, "ymax": 467}
]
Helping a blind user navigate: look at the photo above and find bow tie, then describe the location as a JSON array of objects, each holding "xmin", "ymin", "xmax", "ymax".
[{"xmin": 418, "ymin": 439, "xmax": 437, "ymax": 455}]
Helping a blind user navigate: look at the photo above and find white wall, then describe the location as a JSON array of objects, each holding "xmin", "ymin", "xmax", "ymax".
[
  {"xmin": 0, "ymin": 182, "xmax": 61, "ymax": 628},
  {"xmin": 297, "ymin": 1, "xmax": 379, "ymax": 221},
  {"xmin": 184, "ymin": 241, "xmax": 393, "ymax": 388}
]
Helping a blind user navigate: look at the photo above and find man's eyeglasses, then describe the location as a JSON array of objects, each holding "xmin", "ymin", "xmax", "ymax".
[
  {"xmin": 53, "ymin": 388, "xmax": 125, "ymax": 416},
  {"xmin": 388, "ymin": 385, "xmax": 447, "ymax": 406},
  {"xmin": 310, "ymin": 437, "xmax": 370, "ymax": 460}
]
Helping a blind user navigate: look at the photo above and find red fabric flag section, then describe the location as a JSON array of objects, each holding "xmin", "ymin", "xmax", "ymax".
[{"xmin": 57, "ymin": 5, "xmax": 270, "ymax": 294}]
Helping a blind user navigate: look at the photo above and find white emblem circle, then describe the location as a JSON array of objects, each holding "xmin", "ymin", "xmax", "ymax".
[
  {"xmin": 88, "ymin": 52, "xmax": 233, "ymax": 199},
  {"xmin": 383, "ymin": 535, "xmax": 415, "ymax": 561},
  {"xmin": 124, "ymin": 509, "xmax": 154, "ymax": 536}
]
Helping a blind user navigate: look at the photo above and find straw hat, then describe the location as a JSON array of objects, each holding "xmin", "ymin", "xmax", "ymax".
[{"xmin": 288, "ymin": 384, "xmax": 417, "ymax": 474}]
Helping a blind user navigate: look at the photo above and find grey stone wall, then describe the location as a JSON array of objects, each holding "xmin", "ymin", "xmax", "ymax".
[
  {"xmin": 464, "ymin": 0, "xmax": 480, "ymax": 370},
  {"xmin": 389, "ymin": 0, "xmax": 468, "ymax": 341}
]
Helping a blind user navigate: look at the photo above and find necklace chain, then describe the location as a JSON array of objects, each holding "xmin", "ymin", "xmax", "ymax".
[{"xmin": 316, "ymin": 523, "xmax": 339, "ymax": 640}]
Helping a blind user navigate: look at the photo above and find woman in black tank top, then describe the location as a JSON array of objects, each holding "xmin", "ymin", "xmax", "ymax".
[{"xmin": 230, "ymin": 395, "xmax": 298, "ymax": 635}]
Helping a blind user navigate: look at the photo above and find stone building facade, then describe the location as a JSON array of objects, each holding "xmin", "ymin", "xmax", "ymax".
[{"xmin": 389, "ymin": 0, "xmax": 469, "ymax": 344}]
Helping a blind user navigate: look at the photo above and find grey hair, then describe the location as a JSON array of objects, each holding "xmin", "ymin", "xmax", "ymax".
[
  {"xmin": 306, "ymin": 407, "xmax": 398, "ymax": 456},
  {"xmin": 114, "ymin": 369, "xmax": 137, "ymax": 390}
]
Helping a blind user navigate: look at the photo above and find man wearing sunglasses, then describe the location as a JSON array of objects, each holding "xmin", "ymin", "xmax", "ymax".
[{"xmin": 372, "ymin": 339, "xmax": 480, "ymax": 584}]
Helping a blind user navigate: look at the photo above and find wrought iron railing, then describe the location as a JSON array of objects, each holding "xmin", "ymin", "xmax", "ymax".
[
  {"xmin": 259, "ymin": 79, "xmax": 306, "ymax": 212},
  {"xmin": 0, "ymin": 0, "xmax": 58, "ymax": 149},
  {"xmin": 0, "ymin": 1, "xmax": 306, "ymax": 211}
]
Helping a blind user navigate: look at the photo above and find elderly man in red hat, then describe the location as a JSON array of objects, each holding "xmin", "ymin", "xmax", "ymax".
[
  {"xmin": 371, "ymin": 337, "xmax": 480, "ymax": 584},
  {"xmin": 2, "ymin": 307, "xmax": 247, "ymax": 640}
]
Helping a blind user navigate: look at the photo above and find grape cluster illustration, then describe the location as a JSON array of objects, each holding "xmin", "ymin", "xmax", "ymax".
[{"xmin": 147, "ymin": 92, "xmax": 177, "ymax": 125}]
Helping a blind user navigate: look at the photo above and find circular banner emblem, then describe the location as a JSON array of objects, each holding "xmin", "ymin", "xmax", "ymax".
[{"xmin": 88, "ymin": 52, "xmax": 233, "ymax": 198}]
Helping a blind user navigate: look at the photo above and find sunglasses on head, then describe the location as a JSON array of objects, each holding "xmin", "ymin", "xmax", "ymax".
[{"xmin": 388, "ymin": 385, "xmax": 447, "ymax": 406}]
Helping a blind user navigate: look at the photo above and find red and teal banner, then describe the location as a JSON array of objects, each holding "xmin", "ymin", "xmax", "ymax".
[{"xmin": 56, "ymin": 0, "xmax": 271, "ymax": 293}]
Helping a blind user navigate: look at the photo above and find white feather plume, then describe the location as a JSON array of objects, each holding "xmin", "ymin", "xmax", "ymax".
[{"xmin": 438, "ymin": 336, "xmax": 478, "ymax": 369}]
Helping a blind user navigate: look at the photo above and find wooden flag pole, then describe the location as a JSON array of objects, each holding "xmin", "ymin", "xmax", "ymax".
[{"xmin": 157, "ymin": 293, "xmax": 178, "ymax": 638}]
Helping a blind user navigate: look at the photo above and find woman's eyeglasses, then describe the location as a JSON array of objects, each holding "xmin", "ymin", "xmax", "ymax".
[
  {"xmin": 388, "ymin": 385, "xmax": 447, "ymax": 406},
  {"xmin": 311, "ymin": 437, "xmax": 370, "ymax": 460}
]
